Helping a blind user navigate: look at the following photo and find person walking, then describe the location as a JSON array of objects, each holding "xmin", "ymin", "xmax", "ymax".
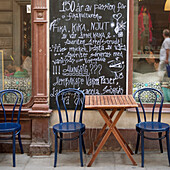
[{"xmin": 158, "ymin": 29, "xmax": 170, "ymax": 80}]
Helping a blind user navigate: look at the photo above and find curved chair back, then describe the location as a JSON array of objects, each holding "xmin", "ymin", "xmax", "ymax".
[
  {"xmin": 56, "ymin": 88, "xmax": 85, "ymax": 123},
  {"xmin": 133, "ymin": 87, "xmax": 164, "ymax": 123},
  {"xmin": 0, "ymin": 89, "xmax": 24, "ymax": 124}
]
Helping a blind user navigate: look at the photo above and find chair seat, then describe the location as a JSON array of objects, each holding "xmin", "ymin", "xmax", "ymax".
[
  {"xmin": 0, "ymin": 122, "xmax": 21, "ymax": 133},
  {"xmin": 53, "ymin": 122, "xmax": 85, "ymax": 133},
  {"xmin": 136, "ymin": 122, "xmax": 169, "ymax": 132}
]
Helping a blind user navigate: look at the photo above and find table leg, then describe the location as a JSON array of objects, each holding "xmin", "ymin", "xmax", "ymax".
[
  {"xmin": 87, "ymin": 109, "xmax": 123, "ymax": 167},
  {"xmin": 88, "ymin": 109, "xmax": 117, "ymax": 155},
  {"xmin": 87, "ymin": 109, "xmax": 137, "ymax": 167},
  {"xmin": 114, "ymin": 127, "xmax": 134, "ymax": 155},
  {"xmin": 87, "ymin": 123, "xmax": 113, "ymax": 167},
  {"xmin": 112, "ymin": 127, "xmax": 137, "ymax": 166},
  {"xmin": 99, "ymin": 109, "xmax": 137, "ymax": 166}
]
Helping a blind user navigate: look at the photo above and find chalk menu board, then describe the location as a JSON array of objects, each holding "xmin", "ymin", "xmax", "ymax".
[{"xmin": 50, "ymin": 0, "xmax": 128, "ymax": 109}]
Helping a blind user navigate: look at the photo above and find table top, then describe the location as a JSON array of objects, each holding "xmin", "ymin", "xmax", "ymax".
[{"xmin": 85, "ymin": 95, "xmax": 138, "ymax": 109}]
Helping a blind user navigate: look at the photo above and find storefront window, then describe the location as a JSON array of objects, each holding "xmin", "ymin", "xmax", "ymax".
[
  {"xmin": 133, "ymin": 0, "xmax": 170, "ymax": 103},
  {"xmin": 0, "ymin": 0, "xmax": 32, "ymax": 103}
]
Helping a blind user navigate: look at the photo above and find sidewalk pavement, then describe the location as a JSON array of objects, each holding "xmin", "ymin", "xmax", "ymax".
[{"xmin": 0, "ymin": 151, "xmax": 169, "ymax": 170}]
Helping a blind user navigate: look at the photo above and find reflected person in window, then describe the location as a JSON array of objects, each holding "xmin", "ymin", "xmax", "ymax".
[
  {"xmin": 21, "ymin": 55, "xmax": 32, "ymax": 76},
  {"xmin": 138, "ymin": 6, "xmax": 153, "ymax": 53},
  {"xmin": 6, "ymin": 64, "xmax": 28, "ymax": 78},
  {"xmin": 145, "ymin": 50, "xmax": 159, "ymax": 71},
  {"xmin": 158, "ymin": 29, "xmax": 170, "ymax": 79}
]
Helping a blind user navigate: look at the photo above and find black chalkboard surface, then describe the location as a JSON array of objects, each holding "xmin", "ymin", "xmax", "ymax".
[{"xmin": 50, "ymin": 0, "xmax": 128, "ymax": 109}]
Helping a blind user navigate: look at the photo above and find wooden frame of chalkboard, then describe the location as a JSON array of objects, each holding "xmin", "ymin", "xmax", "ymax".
[
  {"xmin": 50, "ymin": 0, "xmax": 129, "ymax": 109},
  {"xmin": 0, "ymin": 50, "xmax": 4, "ymax": 91}
]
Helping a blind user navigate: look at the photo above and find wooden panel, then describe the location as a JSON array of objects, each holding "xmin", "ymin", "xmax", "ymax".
[
  {"xmin": 0, "ymin": 37, "xmax": 12, "ymax": 48},
  {"xmin": 85, "ymin": 95, "xmax": 90, "ymax": 106},
  {"xmin": 0, "ymin": 0, "xmax": 12, "ymax": 11},
  {"xmin": 128, "ymin": 95, "xmax": 138, "ymax": 105},
  {"xmin": 101, "ymin": 95, "xmax": 105, "ymax": 106},
  {"xmin": 111, "ymin": 96, "xmax": 117, "ymax": 105},
  {"xmin": 118, "ymin": 95, "xmax": 124, "ymax": 105},
  {"xmin": 89, "ymin": 95, "xmax": 93, "ymax": 106},
  {"xmin": 114, "ymin": 96, "xmax": 120, "ymax": 106},
  {"xmin": 124, "ymin": 95, "xmax": 131, "ymax": 105},
  {"xmin": 93, "ymin": 95, "xmax": 97, "ymax": 106},
  {"xmin": 2, "ymin": 49, "xmax": 12, "ymax": 60},
  {"xmin": 103, "ymin": 95, "xmax": 109, "ymax": 106},
  {"xmin": 0, "ymin": 12, "xmax": 12, "ymax": 23},
  {"xmin": 0, "ymin": 24, "xmax": 12, "ymax": 37},
  {"xmin": 97, "ymin": 95, "xmax": 101, "ymax": 106},
  {"xmin": 85, "ymin": 95, "xmax": 138, "ymax": 109},
  {"xmin": 121, "ymin": 95, "xmax": 128, "ymax": 105},
  {"xmin": 1, "ymin": 49, "xmax": 13, "ymax": 67},
  {"xmin": 109, "ymin": 95, "xmax": 114, "ymax": 105}
]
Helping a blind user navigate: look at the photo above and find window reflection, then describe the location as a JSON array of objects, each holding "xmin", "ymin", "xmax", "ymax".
[
  {"xmin": 133, "ymin": 0, "xmax": 170, "ymax": 103},
  {"xmin": 0, "ymin": 1, "xmax": 32, "ymax": 103}
]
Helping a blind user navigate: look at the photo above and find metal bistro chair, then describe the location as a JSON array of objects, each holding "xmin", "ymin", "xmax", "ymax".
[
  {"xmin": 0, "ymin": 89, "xmax": 24, "ymax": 167},
  {"xmin": 133, "ymin": 87, "xmax": 170, "ymax": 167},
  {"xmin": 53, "ymin": 88, "xmax": 86, "ymax": 167}
]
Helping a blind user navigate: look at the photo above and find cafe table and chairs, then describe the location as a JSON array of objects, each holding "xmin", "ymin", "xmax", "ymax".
[{"xmin": 85, "ymin": 94, "xmax": 138, "ymax": 167}]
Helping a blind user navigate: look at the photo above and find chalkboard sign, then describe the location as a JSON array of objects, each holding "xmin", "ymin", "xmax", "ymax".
[
  {"xmin": 50, "ymin": 0, "xmax": 128, "ymax": 109},
  {"xmin": 0, "ymin": 50, "xmax": 4, "ymax": 90}
]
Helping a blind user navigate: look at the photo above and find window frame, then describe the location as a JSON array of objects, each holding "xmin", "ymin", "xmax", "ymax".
[{"xmin": 131, "ymin": 0, "xmax": 170, "ymax": 110}]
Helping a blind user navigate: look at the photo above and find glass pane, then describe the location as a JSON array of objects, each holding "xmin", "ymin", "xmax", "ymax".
[
  {"xmin": 0, "ymin": 0, "xmax": 32, "ymax": 103},
  {"xmin": 133, "ymin": 0, "xmax": 170, "ymax": 103}
]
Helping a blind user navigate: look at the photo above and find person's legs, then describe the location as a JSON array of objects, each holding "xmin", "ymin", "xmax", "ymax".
[{"xmin": 158, "ymin": 61, "xmax": 166, "ymax": 81}]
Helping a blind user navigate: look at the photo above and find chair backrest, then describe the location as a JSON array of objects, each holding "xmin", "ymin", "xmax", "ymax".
[
  {"xmin": 56, "ymin": 88, "xmax": 85, "ymax": 123},
  {"xmin": 133, "ymin": 87, "xmax": 164, "ymax": 123},
  {"xmin": 0, "ymin": 89, "xmax": 24, "ymax": 124}
]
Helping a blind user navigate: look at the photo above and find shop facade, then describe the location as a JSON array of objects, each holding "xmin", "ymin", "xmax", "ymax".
[{"xmin": 0, "ymin": 0, "xmax": 170, "ymax": 154}]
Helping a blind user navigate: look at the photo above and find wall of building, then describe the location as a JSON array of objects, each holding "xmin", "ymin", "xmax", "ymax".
[{"xmin": 50, "ymin": 109, "xmax": 170, "ymax": 152}]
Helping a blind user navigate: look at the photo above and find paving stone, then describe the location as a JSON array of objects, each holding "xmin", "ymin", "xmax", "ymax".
[{"xmin": 0, "ymin": 151, "xmax": 169, "ymax": 170}]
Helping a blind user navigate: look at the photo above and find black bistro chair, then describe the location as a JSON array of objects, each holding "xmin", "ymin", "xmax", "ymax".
[
  {"xmin": 53, "ymin": 88, "xmax": 86, "ymax": 167},
  {"xmin": 0, "ymin": 89, "xmax": 24, "ymax": 167},
  {"xmin": 133, "ymin": 87, "xmax": 170, "ymax": 167}
]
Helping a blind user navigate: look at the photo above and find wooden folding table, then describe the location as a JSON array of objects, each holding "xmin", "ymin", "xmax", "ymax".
[{"xmin": 85, "ymin": 95, "xmax": 138, "ymax": 167}]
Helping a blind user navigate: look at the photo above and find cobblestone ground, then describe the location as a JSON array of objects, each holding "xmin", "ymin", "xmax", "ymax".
[{"xmin": 0, "ymin": 151, "xmax": 169, "ymax": 170}]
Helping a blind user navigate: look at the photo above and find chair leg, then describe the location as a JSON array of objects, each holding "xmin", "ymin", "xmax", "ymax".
[
  {"xmin": 82, "ymin": 135, "xmax": 86, "ymax": 154},
  {"xmin": 13, "ymin": 132, "xmax": 16, "ymax": 167},
  {"xmin": 166, "ymin": 130, "xmax": 170, "ymax": 166},
  {"xmin": 18, "ymin": 133, "xmax": 24, "ymax": 154},
  {"xmin": 54, "ymin": 133, "xmax": 58, "ymax": 167},
  {"xmin": 59, "ymin": 133, "xmax": 63, "ymax": 154},
  {"xmin": 141, "ymin": 131, "xmax": 144, "ymax": 167},
  {"xmin": 158, "ymin": 132, "xmax": 163, "ymax": 153},
  {"xmin": 79, "ymin": 132, "xmax": 83, "ymax": 167},
  {"xmin": 135, "ymin": 133, "xmax": 140, "ymax": 154}
]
